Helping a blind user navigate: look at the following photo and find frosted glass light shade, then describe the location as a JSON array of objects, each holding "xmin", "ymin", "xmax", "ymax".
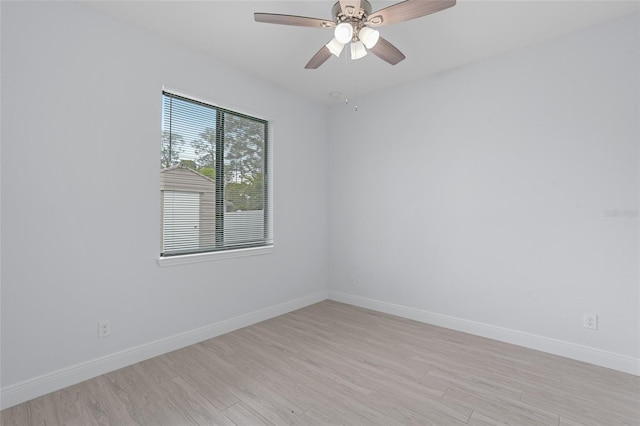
[
  {"xmin": 350, "ymin": 41, "xmax": 367, "ymax": 60},
  {"xmin": 359, "ymin": 27, "xmax": 380, "ymax": 49},
  {"xmin": 334, "ymin": 23, "xmax": 354, "ymax": 44},
  {"xmin": 326, "ymin": 38, "xmax": 345, "ymax": 57}
]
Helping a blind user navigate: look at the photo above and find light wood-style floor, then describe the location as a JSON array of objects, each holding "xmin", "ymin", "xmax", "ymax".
[{"xmin": 2, "ymin": 301, "xmax": 639, "ymax": 425}]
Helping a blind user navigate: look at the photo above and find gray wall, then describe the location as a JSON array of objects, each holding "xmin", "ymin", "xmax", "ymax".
[
  {"xmin": 328, "ymin": 14, "xmax": 639, "ymax": 362},
  {"xmin": 1, "ymin": 1, "xmax": 329, "ymax": 391}
]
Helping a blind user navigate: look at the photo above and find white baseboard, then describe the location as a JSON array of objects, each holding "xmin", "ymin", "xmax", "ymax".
[
  {"xmin": 4, "ymin": 290, "xmax": 637, "ymax": 410},
  {"xmin": 0, "ymin": 291, "xmax": 328, "ymax": 410},
  {"xmin": 328, "ymin": 291, "xmax": 640, "ymax": 377}
]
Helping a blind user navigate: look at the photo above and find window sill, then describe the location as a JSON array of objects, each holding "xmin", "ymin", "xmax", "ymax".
[{"xmin": 157, "ymin": 245, "xmax": 275, "ymax": 267}]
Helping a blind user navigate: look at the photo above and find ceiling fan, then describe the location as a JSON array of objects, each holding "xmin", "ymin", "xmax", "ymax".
[{"xmin": 254, "ymin": 0, "xmax": 456, "ymax": 69}]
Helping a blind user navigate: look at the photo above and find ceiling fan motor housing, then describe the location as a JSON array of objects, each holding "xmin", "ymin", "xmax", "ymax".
[{"xmin": 332, "ymin": 1, "xmax": 373, "ymax": 33}]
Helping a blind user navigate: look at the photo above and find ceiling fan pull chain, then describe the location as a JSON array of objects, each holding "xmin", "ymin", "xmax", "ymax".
[{"xmin": 354, "ymin": 77, "xmax": 359, "ymax": 112}]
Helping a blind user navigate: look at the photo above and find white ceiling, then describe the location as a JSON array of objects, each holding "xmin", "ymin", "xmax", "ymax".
[{"xmin": 89, "ymin": 0, "xmax": 639, "ymax": 106}]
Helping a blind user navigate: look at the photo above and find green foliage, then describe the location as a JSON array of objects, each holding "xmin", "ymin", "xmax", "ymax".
[
  {"xmin": 200, "ymin": 167, "xmax": 215, "ymax": 180},
  {"xmin": 225, "ymin": 177, "xmax": 264, "ymax": 211},
  {"xmin": 186, "ymin": 114, "xmax": 265, "ymax": 211},
  {"xmin": 223, "ymin": 113, "xmax": 264, "ymax": 185},
  {"xmin": 192, "ymin": 127, "xmax": 216, "ymax": 168},
  {"xmin": 163, "ymin": 110, "xmax": 265, "ymax": 210},
  {"xmin": 179, "ymin": 159, "xmax": 197, "ymax": 170},
  {"xmin": 161, "ymin": 130, "xmax": 216, "ymax": 180},
  {"xmin": 161, "ymin": 131, "xmax": 183, "ymax": 168}
]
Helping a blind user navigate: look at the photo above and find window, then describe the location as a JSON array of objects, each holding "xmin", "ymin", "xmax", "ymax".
[{"xmin": 160, "ymin": 91, "xmax": 271, "ymax": 257}]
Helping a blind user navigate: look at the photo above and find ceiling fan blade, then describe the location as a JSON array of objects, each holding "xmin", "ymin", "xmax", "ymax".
[
  {"xmin": 367, "ymin": 0, "xmax": 456, "ymax": 27},
  {"xmin": 369, "ymin": 37, "xmax": 406, "ymax": 65},
  {"xmin": 339, "ymin": 0, "xmax": 362, "ymax": 17},
  {"xmin": 254, "ymin": 13, "xmax": 335, "ymax": 28},
  {"xmin": 305, "ymin": 46, "xmax": 333, "ymax": 69}
]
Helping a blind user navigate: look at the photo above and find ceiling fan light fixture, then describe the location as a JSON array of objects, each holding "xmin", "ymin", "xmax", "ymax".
[
  {"xmin": 334, "ymin": 22, "xmax": 354, "ymax": 44},
  {"xmin": 359, "ymin": 26, "xmax": 379, "ymax": 49},
  {"xmin": 255, "ymin": 0, "xmax": 456, "ymax": 69},
  {"xmin": 326, "ymin": 38, "xmax": 345, "ymax": 57},
  {"xmin": 350, "ymin": 40, "xmax": 367, "ymax": 60}
]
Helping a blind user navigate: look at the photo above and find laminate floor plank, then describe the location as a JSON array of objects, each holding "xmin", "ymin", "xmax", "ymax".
[
  {"xmin": 167, "ymin": 376, "xmax": 237, "ymax": 426},
  {"xmin": 467, "ymin": 411, "xmax": 512, "ymax": 426},
  {"xmin": 521, "ymin": 388, "xmax": 636, "ymax": 426},
  {"xmin": 80, "ymin": 377, "xmax": 144, "ymax": 425},
  {"xmin": 597, "ymin": 392, "xmax": 640, "ymax": 419},
  {"xmin": 372, "ymin": 387, "xmax": 473, "ymax": 424},
  {"xmin": 221, "ymin": 400, "xmax": 274, "ymax": 425},
  {"xmin": 3, "ymin": 301, "xmax": 639, "ymax": 425},
  {"xmin": 559, "ymin": 417, "xmax": 590, "ymax": 426},
  {"xmin": 290, "ymin": 408, "xmax": 343, "ymax": 426},
  {"xmin": 17, "ymin": 393, "xmax": 62, "ymax": 426},
  {"xmin": 100, "ymin": 368, "xmax": 164, "ymax": 426},
  {"xmin": 442, "ymin": 387, "xmax": 559, "ymax": 426},
  {"xmin": 408, "ymin": 352, "xmax": 495, "ymax": 380},
  {"xmin": 382, "ymin": 405, "xmax": 469, "ymax": 426},
  {"xmin": 1, "ymin": 402, "xmax": 28, "ymax": 426},
  {"xmin": 423, "ymin": 368, "xmax": 523, "ymax": 402},
  {"xmin": 490, "ymin": 371, "xmax": 599, "ymax": 405}
]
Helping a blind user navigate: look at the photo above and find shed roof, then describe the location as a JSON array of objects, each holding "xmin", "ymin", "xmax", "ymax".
[{"xmin": 161, "ymin": 165, "xmax": 215, "ymax": 192}]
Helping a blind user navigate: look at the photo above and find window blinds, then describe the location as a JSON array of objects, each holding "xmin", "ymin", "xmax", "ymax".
[{"xmin": 160, "ymin": 92, "xmax": 270, "ymax": 256}]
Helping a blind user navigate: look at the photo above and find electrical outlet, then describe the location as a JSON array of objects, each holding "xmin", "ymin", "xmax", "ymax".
[
  {"xmin": 350, "ymin": 273, "xmax": 357, "ymax": 286},
  {"xmin": 98, "ymin": 318, "xmax": 112, "ymax": 338},
  {"xmin": 583, "ymin": 314, "xmax": 598, "ymax": 330}
]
